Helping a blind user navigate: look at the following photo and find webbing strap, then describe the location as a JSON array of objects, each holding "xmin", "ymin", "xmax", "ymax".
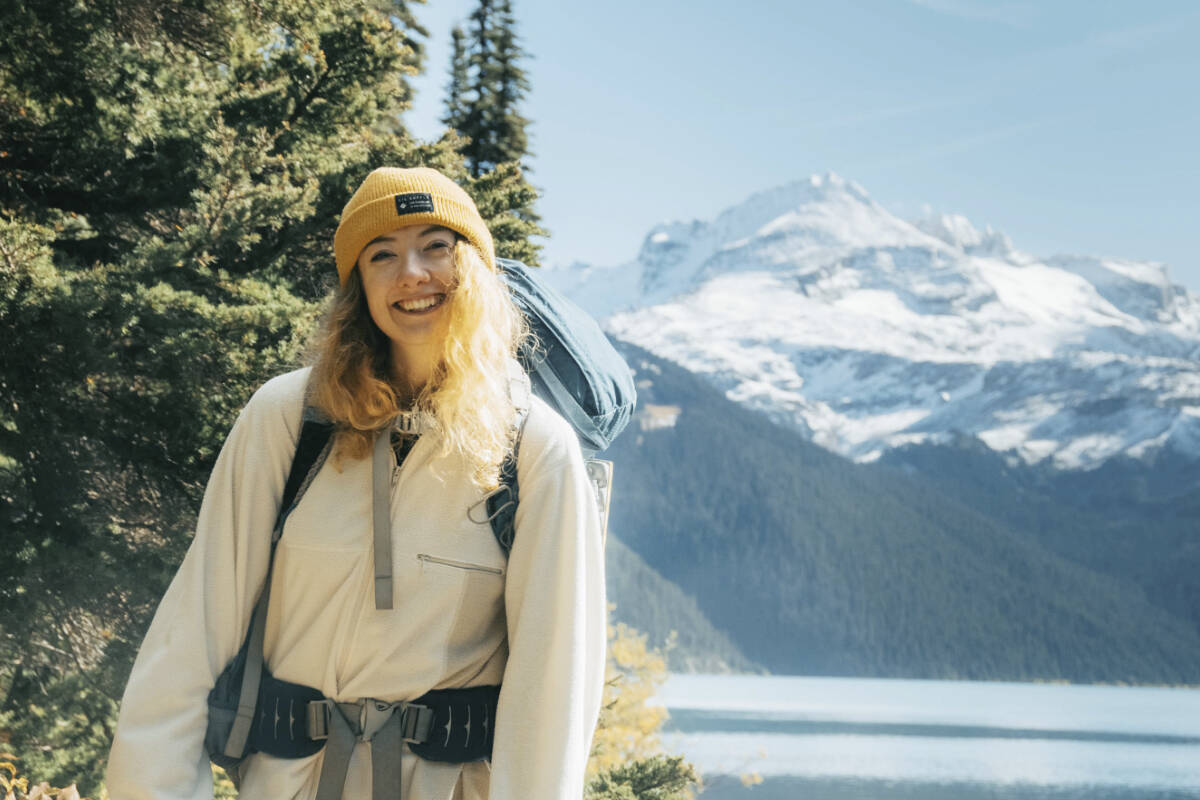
[
  {"xmin": 372, "ymin": 710, "xmax": 404, "ymax": 800},
  {"xmin": 314, "ymin": 705, "xmax": 357, "ymax": 800},
  {"xmin": 223, "ymin": 588, "xmax": 268, "ymax": 758},
  {"xmin": 312, "ymin": 701, "xmax": 435, "ymax": 800},
  {"xmin": 372, "ymin": 430, "xmax": 393, "ymax": 610}
]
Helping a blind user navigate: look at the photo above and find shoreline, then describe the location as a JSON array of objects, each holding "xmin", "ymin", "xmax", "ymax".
[
  {"xmin": 690, "ymin": 776, "xmax": 1200, "ymax": 800},
  {"xmin": 661, "ymin": 671, "xmax": 1200, "ymax": 691}
]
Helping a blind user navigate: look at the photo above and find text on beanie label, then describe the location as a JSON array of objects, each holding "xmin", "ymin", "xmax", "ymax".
[{"xmin": 394, "ymin": 192, "xmax": 435, "ymax": 216}]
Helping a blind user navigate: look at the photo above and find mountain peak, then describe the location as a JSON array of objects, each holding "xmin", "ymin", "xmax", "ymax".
[
  {"xmin": 807, "ymin": 170, "xmax": 871, "ymax": 200},
  {"xmin": 632, "ymin": 173, "xmax": 892, "ymax": 304},
  {"xmin": 912, "ymin": 213, "xmax": 1014, "ymax": 256},
  {"xmin": 721, "ymin": 171, "xmax": 875, "ymax": 231}
]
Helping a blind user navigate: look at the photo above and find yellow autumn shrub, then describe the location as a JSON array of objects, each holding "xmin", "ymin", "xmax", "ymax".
[
  {"xmin": 0, "ymin": 755, "xmax": 88, "ymax": 800},
  {"xmin": 586, "ymin": 611, "xmax": 675, "ymax": 780}
]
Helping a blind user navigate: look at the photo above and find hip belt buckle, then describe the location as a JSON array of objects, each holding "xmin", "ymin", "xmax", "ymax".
[
  {"xmin": 359, "ymin": 699, "xmax": 398, "ymax": 742},
  {"xmin": 306, "ymin": 698, "xmax": 434, "ymax": 745}
]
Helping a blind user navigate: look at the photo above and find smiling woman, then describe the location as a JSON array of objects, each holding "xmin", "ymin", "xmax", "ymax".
[
  {"xmin": 105, "ymin": 167, "xmax": 608, "ymax": 800},
  {"xmin": 309, "ymin": 169, "xmax": 533, "ymax": 489}
]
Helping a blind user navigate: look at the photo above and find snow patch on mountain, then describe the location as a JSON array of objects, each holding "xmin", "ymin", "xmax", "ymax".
[{"xmin": 546, "ymin": 174, "xmax": 1200, "ymax": 470}]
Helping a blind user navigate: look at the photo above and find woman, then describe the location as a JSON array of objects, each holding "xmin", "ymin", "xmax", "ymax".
[{"xmin": 106, "ymin": 167, "xmax": 607, "ymax": 799}]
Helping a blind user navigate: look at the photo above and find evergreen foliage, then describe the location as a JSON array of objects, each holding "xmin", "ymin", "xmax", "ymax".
[
  {"xmin": 442, "ymin": 0, "xmax": 532, "ymax": 176},
  {"xmin": 463, "ymin": 159, "xmax": 543, "ymax": 266},
  {"xmin": 586, "ymin": 755, "xmax": 699, "ymax": 800},
  {"xmin": 606, "ymin": 341, "xmax": 1200, "ymax": 684},
  {"xmin": 485, "ymin": 0, "xmax": 532, "ymax": 167},
  {"xmin": 443, "ymin": 26, "xmax": 471, "ymax": 140},
  {"xmin": 440, "ymin": 0, "xmax": 545, "ymax": 264}
]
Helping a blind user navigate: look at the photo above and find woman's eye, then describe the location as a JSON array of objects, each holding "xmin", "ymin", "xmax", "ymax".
[
  {"xmin": 427, "ymin": 240, "xmax": 452, "ymax": 251},
  {"xmin": 370, "ymin": 250, "xmax": 394, "ymax": 262}
]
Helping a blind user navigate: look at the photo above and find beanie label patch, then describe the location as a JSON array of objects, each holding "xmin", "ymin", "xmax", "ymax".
[{"xmin": 394, "ymin": 193, "xmax": 435, "ymax": 216}]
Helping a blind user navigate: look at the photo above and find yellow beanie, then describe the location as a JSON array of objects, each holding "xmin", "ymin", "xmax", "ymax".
[{"xmin": 333, "ymin": 167, "xmax": 495, "ymax": 286}]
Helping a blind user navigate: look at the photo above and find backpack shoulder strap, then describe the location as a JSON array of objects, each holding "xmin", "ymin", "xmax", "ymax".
[
  {"xmin": 486, "ymin": 375, "xmax": 531, "ymax": 555},
  {"xmin": 276, "ymin": 405, "xmax": 335, "ymax": 537}
]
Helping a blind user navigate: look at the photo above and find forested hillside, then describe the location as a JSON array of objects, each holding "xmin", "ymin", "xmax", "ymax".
[
  {"xmin": 605, "ymin": 536, "xmax": 760, "ymax": 673},
  {"xmin": 880, "ymin": 440, "xmax": 1200, "ymax": 643},
  {"xmin": 606, "ymin": 340, "xmax": 1200, "ymax": 683}
]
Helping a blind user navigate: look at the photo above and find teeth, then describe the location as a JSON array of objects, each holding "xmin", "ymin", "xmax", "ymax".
[{"xmin": 396, "ymin": 295, "xmax": 441, "ymax": 312}]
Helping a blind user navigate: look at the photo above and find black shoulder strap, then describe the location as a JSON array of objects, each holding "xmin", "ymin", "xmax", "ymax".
[
  {"xmin": 486, "ymin": 428, "xmax": 523, "ymax": 554},
  {"xmin": 276, "ymin": 407, "xmax": 335, "ymax": 533},
  {"xmin": 486, "ymin": 378, "xmax": 532, "ymax": 554}
]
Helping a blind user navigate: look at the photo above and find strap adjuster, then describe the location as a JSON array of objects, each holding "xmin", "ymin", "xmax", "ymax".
[
  {"xmin": 307, "ymin": 699, "xmax": 331, "ymax": 741},
  {"xmin": 401, "ymin": 703, "xmax": 434, "ymax": 744}
]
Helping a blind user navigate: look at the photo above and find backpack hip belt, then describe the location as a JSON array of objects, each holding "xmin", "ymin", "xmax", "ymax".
[{"xmin": 250, "ymin": 671, "xmax": 498, "ymax": 800}]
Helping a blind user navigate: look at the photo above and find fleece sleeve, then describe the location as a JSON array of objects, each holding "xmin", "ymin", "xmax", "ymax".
[
  {"xmin": 105, "ymin": 372, "xmax": 303, "ymax": 800},
  {"xmin": 488, "ymin": 402, "xmax": 608, "ymax": 799}
]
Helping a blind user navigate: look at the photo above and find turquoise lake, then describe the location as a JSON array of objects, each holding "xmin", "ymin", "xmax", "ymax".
[{"xmin": 656, "ymin": 674, "xmax": 1200, "ymax": 799}]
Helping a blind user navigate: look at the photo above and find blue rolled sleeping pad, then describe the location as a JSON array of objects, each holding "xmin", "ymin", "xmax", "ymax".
[{"xmin": 497, "ymin": 257, "xmax": 637, "ymax": 455}]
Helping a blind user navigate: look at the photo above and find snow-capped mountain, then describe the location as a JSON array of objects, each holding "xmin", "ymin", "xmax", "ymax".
[{"xmin": 546, "ymin": 173, "xmax": 1200, "ymax": 469}]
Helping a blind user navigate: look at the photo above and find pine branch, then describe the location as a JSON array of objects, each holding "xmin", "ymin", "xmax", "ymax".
[{"xmin": 282, "ymin": 65, "xmax": 333, "ymax": 133}]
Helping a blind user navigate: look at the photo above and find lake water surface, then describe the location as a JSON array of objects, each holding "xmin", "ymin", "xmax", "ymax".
[{"xmin": 656, "ymin": 674, "xmax": 1200, "ymax": 800}]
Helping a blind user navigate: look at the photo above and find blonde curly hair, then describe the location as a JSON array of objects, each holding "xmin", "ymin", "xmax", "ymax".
[{"xmin": 306, "ymin": 239, "xmax": 528, "ymax": 491}]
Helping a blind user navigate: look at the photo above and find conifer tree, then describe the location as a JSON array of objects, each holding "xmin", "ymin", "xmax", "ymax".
[
  {"xmin": 441, "ymin": 0, "xmax": 545, "ymax": 263},
  {"xmin": 443, "ymin": 26, "xmax": 471, "ymax": 137},
  {"xmin": 489, "ymin": 0, "xmax": 532, "ymax": 167},
  {"xmin": 449, "ymin": 0, "xmax": 532, "ymax": 174},
  {"xmin": 449, "ymin": 0, "xmax": 533, "ymax": 174}
]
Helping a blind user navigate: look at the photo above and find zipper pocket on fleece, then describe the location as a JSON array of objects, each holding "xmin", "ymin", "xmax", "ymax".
[{"xmin": 416, "ymin": 553, "xmax": 504, "ymax": 576}]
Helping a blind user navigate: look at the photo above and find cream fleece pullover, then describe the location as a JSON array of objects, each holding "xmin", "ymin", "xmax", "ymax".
[{"xmin": 106, "ymin": 367, "xmax": 607, "ymax": 799}]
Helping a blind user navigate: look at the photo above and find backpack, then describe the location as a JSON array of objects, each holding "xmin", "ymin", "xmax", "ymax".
[{"xmin": 206, "ymin": 257, "xmax": 635, "ymax": 780}]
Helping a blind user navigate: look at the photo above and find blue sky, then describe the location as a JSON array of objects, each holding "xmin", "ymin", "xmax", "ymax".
[{"xmin": 405, "ymin": 0, "xmax": 1200, "ymax": 291}]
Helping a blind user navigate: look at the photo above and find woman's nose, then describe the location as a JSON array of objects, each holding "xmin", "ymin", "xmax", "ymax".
[{"xmin": 392, "ymin": 251, "xmax": 430, "ymax": 287}]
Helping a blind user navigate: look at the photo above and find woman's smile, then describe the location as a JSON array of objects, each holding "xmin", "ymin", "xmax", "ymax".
[{"xmin": 392, "ymin": 292, "xmax": 448, "ymax": 314}]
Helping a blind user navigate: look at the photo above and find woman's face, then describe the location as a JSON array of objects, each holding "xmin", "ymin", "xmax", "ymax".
[{"xmin": 356, "ymin": 223, "xmax": 458, "ymax": 378}]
